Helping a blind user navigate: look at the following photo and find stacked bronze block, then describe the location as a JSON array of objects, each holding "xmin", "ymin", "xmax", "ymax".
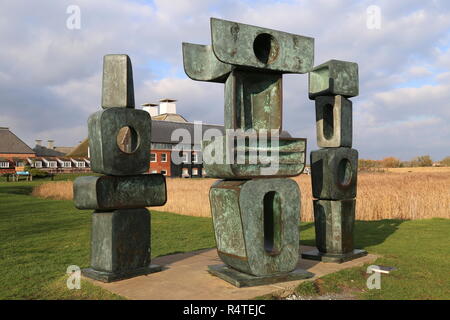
[
  {"xmin": 73, "ymin": 55, "xmax": 167, "ymax": 282},
  {"xmin": 302, "ymin": 60, "xmax": 367, "ymax": 263},
  {"xmin": 183, "ymin": 18, "xmax": 314, "ymax": 287}
]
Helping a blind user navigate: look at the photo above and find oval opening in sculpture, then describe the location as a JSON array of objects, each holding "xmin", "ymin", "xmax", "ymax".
[
  {"xmin": 337, "ymin": 158, "xmax": 352, "ymax": 187},
  {"xmin": 263, "ymin": 191, "xmax": 282, "ymax": 255},
  {"xmin": 253, "ymin": 33, "xmax": 279, "ymax": 64},
  {"xmin": 116, "ymin": 126, "xmax": 140, "ymax": 154},
  {"xmin": 323, "ymin": 103, "xmax": 334, "ymax": 140}
]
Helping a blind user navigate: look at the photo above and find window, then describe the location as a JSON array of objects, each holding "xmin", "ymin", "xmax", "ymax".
[
  {"xmin": 0, "ymin": 162, "xmax": 9, "ymax": 168},
  {"xmin": 192, "ymin": 153, "xmax": 198, "ymax": 163},
  {"xmin": 182, "ymin": 168, "xmax": 189, "ymax": 176},
  {"xmin": 161, "ymin": 170, "xmax": 167, "ymax": 176},
  {"xmin": 77, "ymin": 162, "xmax": 85, "ymax": 168},
  {"xmin": 64, "ymin": 161, "xmax": 72, "ymax": 167},
  {"xmin": 161, "ymin": 153, "xmax": 167, "ymax": 162},
  {"xmin": 192, "ymin": 168, "xmax": 198, "ymax": 175},
  {"xmin": 34, "ymin": 161, "xmax": 42, "ymax": 168},
  {"xmin": 16, "ymin": 161, "xmax": 24, "ymax": 167},
  {"xmin": 49, "ymin": 162, "xmax": 57, "ymax": 168},
  {"xmin": 150, "ymin": 153, "xmax": 157, "ymax": 162}
]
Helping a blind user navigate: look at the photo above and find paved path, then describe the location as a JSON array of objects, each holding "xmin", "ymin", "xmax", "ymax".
[{"xmin": 89, "ymin": 246, "xmax": 377, "ymax": 300}]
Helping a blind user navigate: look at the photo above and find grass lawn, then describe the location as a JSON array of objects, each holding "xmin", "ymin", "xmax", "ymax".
[
  {"xmin": 0, "ymin": 180, "xmax": 215, "ymax": 299},
  {"xmin": 275, "ymin": 219, "xmax": 450, "ymax": 300},
  {"xmin": 0, "ymin": 178, "xmax": 449, "ymax": 300}
]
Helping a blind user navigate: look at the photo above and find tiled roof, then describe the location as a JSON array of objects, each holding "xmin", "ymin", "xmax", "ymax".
[
  {"xmin": 33, "ymin": 145, "xmax": 65, "ymax": 157},
  {"xmin": 66, "ymin": 139, "xmax": 89, "ymax": 157},
  {"xmin": 152, "ymin": 113, "xmax": 188, "ymax": 123},
  {"xmin": 151, "ymin": 120, "xmax": 224, "ymax": 144},
  {"xmin": 0, "ymin": 127, "xmax": 35, "ymax": 154}
]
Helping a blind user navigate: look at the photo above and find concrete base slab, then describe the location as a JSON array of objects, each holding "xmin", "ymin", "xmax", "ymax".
[
  {"xmin": 208, "ymin": 264, "xmax": 314, "ymax": 288},
  {"xmin": 85, "ymin": 246, "xmax": 377, "ymax": 300},
  {"xmin": 82, "ymin": 264, "xmax": 162, "ymax": 283},
  {"xmin": 301, "ymin": 249, "xmax": 368, "ymax": 263}
]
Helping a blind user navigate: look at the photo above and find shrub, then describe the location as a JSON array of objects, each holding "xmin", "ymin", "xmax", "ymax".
[
  {"xmin": 410, "ymin": 155, "xmax": 433, "ymax": 167},
  {"xmin": 441, "ymin": 156, "xmax": 450, "ymax": 167},
  {"xmin": 381, "ymin": 157, "xmax": 401, "ymax": 168}
]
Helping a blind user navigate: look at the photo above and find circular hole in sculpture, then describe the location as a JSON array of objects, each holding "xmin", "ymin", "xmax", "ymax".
[
  {"xmin": 116, "ymin": 126, "xmax": 140, "ymax": 154},
  {"xmin": 337, "ymin": 158, "xmax": 352, "ymax": 186},
  {"xmin": 253, "ymin": 33, "xmax": 279, "ymax": 64}
]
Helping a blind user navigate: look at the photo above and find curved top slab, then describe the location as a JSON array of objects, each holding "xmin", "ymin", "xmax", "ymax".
[
  {"xmin": 211, "ymin": 18, "xmax": 314, "ymax": 74},
  {"xmin": 182, "ymin": 43, "xmax": 233, "ymax": 83}
]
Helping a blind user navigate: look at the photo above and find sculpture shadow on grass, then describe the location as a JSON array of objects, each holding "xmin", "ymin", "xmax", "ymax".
[
  {"xmin": 353, "ymin": 219, "xmax": 404, "ymax": 248},
  {"xmin": 300, "ymin": 219, "xmax": 404, "ymax": 249}
]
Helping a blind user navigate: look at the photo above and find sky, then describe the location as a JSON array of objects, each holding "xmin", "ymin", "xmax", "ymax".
[{"xmin": 0, "ymin": 0, "xmax": 449, "ymax": 161}]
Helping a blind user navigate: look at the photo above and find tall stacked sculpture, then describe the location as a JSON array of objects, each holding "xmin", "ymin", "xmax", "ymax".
[
  {"xmin": 301, "ymin": 60, "xmax": 367, "ymax": 262},
  {"xmin": 183, "ymin": 18, "xmax": 315, "ymax": 287},
  {"xmin": 73, "ymin": 54, "xmax": 167, "ymax": 282}
]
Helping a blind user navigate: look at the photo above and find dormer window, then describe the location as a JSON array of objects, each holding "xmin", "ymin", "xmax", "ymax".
[{"xmin": 0, "ymin": 162, "xmax": 9, "ymax": 168}]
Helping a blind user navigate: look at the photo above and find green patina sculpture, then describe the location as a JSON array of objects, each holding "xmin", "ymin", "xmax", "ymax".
[
  {"xmin": 183, "ymin": 18, "xmax": 311, "ymax": 179},
  {"xmin": 184, "ymin": 18, "xmax": 366, "ymax": 284},
  {"xmin": 308, "ymin": 59, "xmax": 359, "ymax": 99},
  {"xmin": 73, "ymin": 54, "xmax": 167, "ymax": 282},
  {"xmin": 310, "ymin": 147, "xmax": 358, "ymax": 200},
  {"xmin": 315, "ymin": 95, "xmax": 352, "ymax": 148},
  {"xmin": 183, "ymin": 18, "xmax": 315, "ymax": 287},
  {"xmin": 210, "ymin": 179, "xmax": 301, "ymax": 276},
  {"xmin": 302, "ymin": 200, "xmax": 366, "ymax": 263},
  {"xmin": 74, "ymin": 174, "xmax": 166, "ymax": 210},
  {"xmin": 302, "ymin": 59, "xmax": 367, "ymax": 262}
]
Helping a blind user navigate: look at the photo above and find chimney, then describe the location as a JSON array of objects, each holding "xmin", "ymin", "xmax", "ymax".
[
  {"xmin": 47, "ymin": 140, "xmax": 54, "ymax": 150},
  {"xmin": 159, "ymin": 98, "xmax": 177, "ymax": 114},
  {"xmin": 141, "ymin": 103, "xmax": 159, "ymax": 117},
  {"xmin": 35, "ymin": 139, "xmax": 42, "ymax": 146}
]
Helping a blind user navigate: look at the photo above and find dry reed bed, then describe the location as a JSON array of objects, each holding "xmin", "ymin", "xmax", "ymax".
[
  {"xmin": 31, "ymin": 181, "xmax": 73, "ymax": 201},
  {"xmin": 32, "ymin": 172, "xmax": 450, "ymax": 221}
]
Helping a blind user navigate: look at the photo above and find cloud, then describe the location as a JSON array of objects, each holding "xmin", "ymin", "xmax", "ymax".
[{"xmin": 0, "ymin": 0, "xmax": 449, "ymax": 161}]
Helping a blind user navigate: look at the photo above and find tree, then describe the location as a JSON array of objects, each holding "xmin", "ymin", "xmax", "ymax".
[
  {"xmin": 410, "ymin": 155, "xmax": 433, "ymax": 167},
  {"xmin": 440, "ymin": 156, "xmax": 450, "ymax": 167},
  {"xmin": 381, "ymin": 157, "xmax": 401, "ymax": 168}
]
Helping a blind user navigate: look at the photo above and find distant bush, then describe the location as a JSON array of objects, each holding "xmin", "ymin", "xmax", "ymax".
[
  {"xmin": 410, "ymin": 155, "xmax": 433, "ymax": 167},
  {"xmin": 360, "ymin": 155, "xmax": 435, "ymax": 169},
  {"xmin": 441, "ymin": 156, "xmax": 450, "ymax": 167},
  {"xmin": 381, "ymin": 157, "xmax": 401, "ymax": 168},
  {"xmin": 358, "ymin": 159, "xmax": 381, "ymax": 169}
]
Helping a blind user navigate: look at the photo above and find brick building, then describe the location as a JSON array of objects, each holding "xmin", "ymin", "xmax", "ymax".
[
  {"xmin": 149, "ymin": 119, "xmax": 224, "ymax": 177},
  {"xmin": 0, "ymin": 127, "xmax": 36, "ymax": 174}
]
